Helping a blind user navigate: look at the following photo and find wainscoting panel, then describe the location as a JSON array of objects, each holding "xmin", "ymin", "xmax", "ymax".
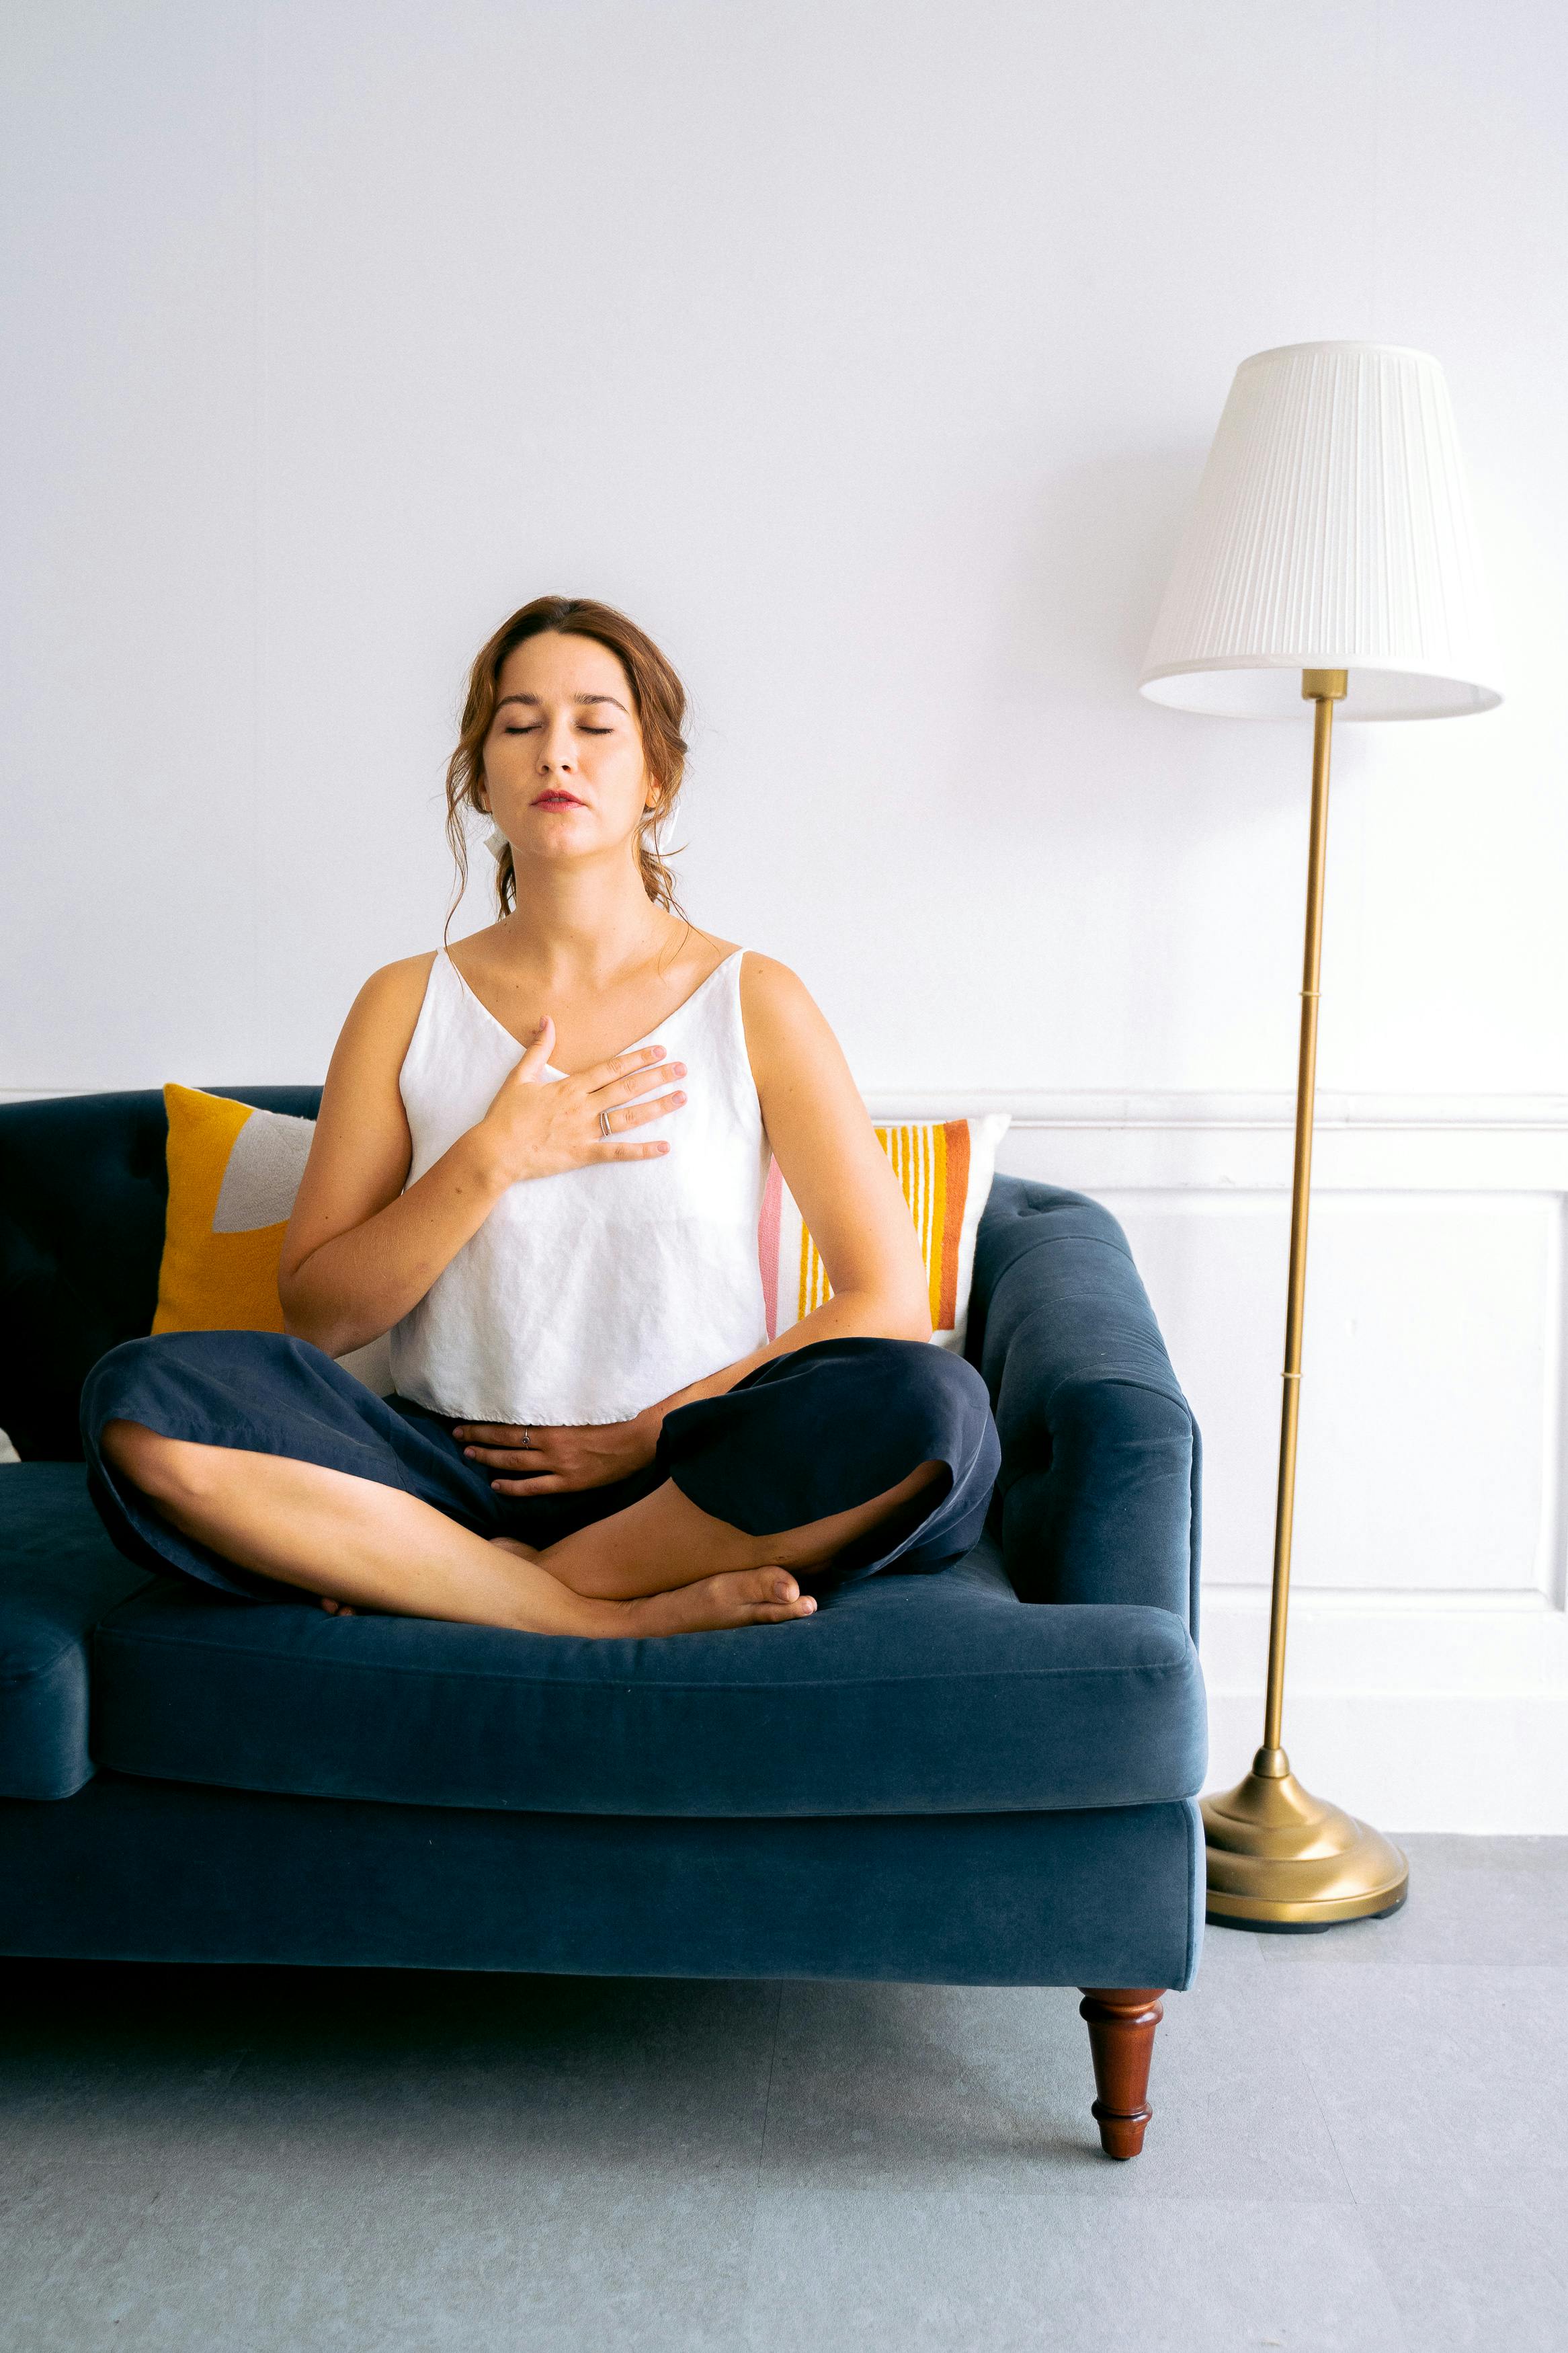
[{"xmin": 1094, "ymin": 1190, "xmax": 1555, "ymax": 1600}]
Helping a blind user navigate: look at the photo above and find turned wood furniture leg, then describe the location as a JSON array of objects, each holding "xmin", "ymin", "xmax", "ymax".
[{"xmin": 1077, "ymin": 1987, "xmax": 1165, "ymax": 2159}]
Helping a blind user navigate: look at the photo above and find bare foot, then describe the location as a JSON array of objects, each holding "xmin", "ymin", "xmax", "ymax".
[{"xmin": 628, "ymin": 1566, "xmax": 817, "ymax": 1637}]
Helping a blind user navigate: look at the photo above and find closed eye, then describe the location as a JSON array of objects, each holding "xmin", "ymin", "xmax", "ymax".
[{"xmin": 499, "ymin": 723, "xmax": 613, "ymax": 735}]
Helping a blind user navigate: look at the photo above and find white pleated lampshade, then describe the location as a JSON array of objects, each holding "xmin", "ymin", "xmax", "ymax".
[{"xmin": 1140, "ymin": 342, "xmax": 1503, "ymax": 721}]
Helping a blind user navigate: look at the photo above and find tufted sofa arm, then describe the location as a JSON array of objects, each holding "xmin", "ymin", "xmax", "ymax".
[{"xmin": 967, "ymin": 1176, "xmax": 1202, "ymax": 1632}]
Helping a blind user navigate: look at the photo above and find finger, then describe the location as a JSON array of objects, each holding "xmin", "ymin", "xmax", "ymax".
[
  {"xmin": 490, "ymin": 1475, "xmax": 569, "ymax": 1495},
  {"xmin": 454, "ymin": 1424, "xmax": 536, "ymax": 1447},
  {"xmin": 579, "ymin": 1041, "xmax": 669, "ymax": 1092},
  {"xmin": 509, "ymin": 1014, "xmax": 554, "ymax": 1078},
  {"xmin": 596, "ymin": 1138, "xmax": 673, "ymax": 1158},
  {"xmin": 597, "ymin": 1058, "xmax": 688, "ymax": 1106},
  {"xmin": 462, "ymin": 1447, "xmax": 536, "ymax": 1469},
  {"xmin": 611, "ymin": 1087, "xmax": 687, "ymax": 1129}
]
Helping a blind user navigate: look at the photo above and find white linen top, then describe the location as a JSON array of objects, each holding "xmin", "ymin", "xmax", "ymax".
[{"xmin": 387, "ymin": 946, "xmax": 771, "ymax": 1424}]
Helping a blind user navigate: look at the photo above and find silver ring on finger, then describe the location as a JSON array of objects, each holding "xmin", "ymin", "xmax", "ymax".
[
  {"xmin": 599, "ymin": 1107, "xmax": 613, "ymax": 1138},
  {"xmin": 520, "ymin": 1427, "xmax": 532, "ymax": 1449}
]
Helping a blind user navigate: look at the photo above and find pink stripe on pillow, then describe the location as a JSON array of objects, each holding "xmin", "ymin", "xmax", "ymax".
[{"xmin": 758, "ymin": 1155, "xmax": 783, "ymax": 1339}]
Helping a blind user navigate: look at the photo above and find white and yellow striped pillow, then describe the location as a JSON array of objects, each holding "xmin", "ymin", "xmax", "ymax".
[{"xmin": 759, "ymin": 1115, "xmax": 1009, "ymax": 1353}]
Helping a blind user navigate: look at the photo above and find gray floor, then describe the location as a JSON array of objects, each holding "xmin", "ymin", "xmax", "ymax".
[{"xmin": 2, "ymin": 1835, "xmax": 1564, "ymax": 2352}]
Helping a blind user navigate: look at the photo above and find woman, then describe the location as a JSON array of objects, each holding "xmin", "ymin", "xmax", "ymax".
[{"xmin": 83, "ymin": 596, "xmax": 1000, "ymax": 1637}]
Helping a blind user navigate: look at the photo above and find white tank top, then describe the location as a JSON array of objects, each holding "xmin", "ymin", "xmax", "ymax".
[{"xmin": 387, "ymin": 945, "xmax": 771, "ymax": 1425}]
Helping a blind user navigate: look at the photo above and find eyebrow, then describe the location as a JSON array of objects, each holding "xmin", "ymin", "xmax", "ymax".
[{"xmin": 495, "ymin": 691, "xmax": 628, "ymax": 714}]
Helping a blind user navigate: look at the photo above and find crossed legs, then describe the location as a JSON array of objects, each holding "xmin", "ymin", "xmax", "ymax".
[{"xmin": 99, "ymin": 1421, "xmax": 948, "ymax": 1638}]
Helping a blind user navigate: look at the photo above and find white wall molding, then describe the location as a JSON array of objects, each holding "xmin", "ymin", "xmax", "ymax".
[
  {"xmin": 868, "ymin": 1089, "xmax": 1568, "ymax": 1130},
  {"xmin": 865, "ymin": 1089, "xmax": 1568, "ymax": 1193}
]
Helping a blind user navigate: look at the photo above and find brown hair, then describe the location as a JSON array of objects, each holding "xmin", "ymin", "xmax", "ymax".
[{"xmin": 444, "ymin": 594, "xmax": 690, "ymax": 928}]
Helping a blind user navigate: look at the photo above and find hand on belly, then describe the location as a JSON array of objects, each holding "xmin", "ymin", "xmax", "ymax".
[{"xmin": 453, "ymin": 1410, "xmax": 660, "ymax": 1496}]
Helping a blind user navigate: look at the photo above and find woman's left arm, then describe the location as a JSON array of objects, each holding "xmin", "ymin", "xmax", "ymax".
[
  {"xmin": 458, "ymin": 953, "xmax": 933, "ymax": 1494},
  {"xmin": 663, "ymin": 949, "xmax": 935, "ymax": 1403}
]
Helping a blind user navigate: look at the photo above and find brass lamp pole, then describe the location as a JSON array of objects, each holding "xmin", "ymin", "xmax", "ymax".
[
  {"xmin": 1139, "ymin": 343, "xmax": 1503, "ymax": 1933},
  {"xmin": 1198, "ymin": 670, "xmax": 1407, "ymax": 1927}
]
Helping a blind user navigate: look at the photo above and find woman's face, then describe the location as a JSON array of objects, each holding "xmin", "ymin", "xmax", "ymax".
[{"xmin": 481, "ymin": 631, "xmax": 652, "ymax": 871}]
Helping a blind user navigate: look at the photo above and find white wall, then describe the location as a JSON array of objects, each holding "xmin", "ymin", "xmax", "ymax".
[{"xmin": 4, "ymin": 1, "xmax": 1566, "ymax": 1825}]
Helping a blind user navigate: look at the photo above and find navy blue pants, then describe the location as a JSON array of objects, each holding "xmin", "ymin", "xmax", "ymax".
[{"xmin": 80, "ymin": 1330, "xmax": 1002, "ymax": 1605}]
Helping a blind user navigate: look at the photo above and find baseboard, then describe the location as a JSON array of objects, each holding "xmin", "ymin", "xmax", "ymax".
[{"xmin": 1203, "ymin": 1691, "xmax": 1568, "ymax": 1836}]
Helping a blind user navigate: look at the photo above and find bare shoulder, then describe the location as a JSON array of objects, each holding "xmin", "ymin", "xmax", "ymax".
[
  {"xmin": 319, "ymin": 953, "xmax": 440, "ymax": 1105},
  {"xmin": 737, "ymin": 951, "xmax": 849, "ymax": 1089},
  {"xmin": 338, "ymin": 951, "xmax": 439, "ymax": 1047},
  {"xmin": 737, "ymin": 949, "xmax": 824, "ymax": 1021},
  {"xmin": 352, "ymin": 949, "xmax": 440, "ymax": 1016}
]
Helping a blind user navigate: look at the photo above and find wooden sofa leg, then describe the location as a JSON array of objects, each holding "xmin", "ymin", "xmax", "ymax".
[{"xmin": 1077, "ymin": 1987, "xmax": 1165, "ymax": 2159}]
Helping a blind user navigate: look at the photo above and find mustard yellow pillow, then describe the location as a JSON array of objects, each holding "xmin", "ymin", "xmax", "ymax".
[{"xmin": 153, "ymin": 1084, "xmax": 316, "ymax": 1334}]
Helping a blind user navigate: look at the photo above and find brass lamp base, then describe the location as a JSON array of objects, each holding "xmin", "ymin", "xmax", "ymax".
[{"xmin": 1202, "ymin": 1746, "xmax": 1409, "ymax": 1930}]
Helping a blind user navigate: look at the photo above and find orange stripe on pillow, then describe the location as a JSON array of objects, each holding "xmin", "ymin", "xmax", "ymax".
[
  {"xmin": 927, "ymin": 1123, "xmax": 947, "ymax": 1328},
  {"xmin": 936, "ymin": 1119, "xmax": 969, "ymax": 1330}
]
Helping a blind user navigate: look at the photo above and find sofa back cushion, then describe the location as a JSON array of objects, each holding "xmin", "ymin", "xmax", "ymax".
[{"xmin": 0, "ymin": 1088, "xmax": 321, "ymax": 1460}]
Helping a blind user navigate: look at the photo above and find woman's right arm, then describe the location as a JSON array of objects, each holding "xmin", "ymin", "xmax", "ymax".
[
  {"xmin": 278, "ymin": 957, "xmax": 507, "ymax": 1358},
  {"xmin": 278, "ymin": 957, "xmax": 686, "ymax": 1359}
]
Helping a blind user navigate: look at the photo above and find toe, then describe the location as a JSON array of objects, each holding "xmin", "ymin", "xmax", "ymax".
[{"xmin": 752, "ymin": 1594, "xmax": 816, "ymax": 1622}]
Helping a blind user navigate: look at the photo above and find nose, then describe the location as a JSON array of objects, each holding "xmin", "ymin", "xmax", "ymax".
[{"xmin": 539, "ymin": 720, "xmax": 575, "ymax": 774}]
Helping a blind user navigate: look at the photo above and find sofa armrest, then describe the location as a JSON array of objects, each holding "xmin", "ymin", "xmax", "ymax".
[
  {"xmin": 1, "ymin": 1463, "xmax": 156, "ymax": 1798},
  {"xmin": 968, "ymin": 1176, "xmax": 1202, "ymax": 1632}
]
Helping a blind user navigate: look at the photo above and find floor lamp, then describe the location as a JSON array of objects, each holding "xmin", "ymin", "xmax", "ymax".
[{"xmin": 1139, "ymin": 342, "xmax": 1503, "ymax": 1930}]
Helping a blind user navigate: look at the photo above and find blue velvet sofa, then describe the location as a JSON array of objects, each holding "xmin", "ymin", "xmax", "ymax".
[{"xmin": 0, "ymin": 1088, "xmax": 1206, "ymax": 2158}]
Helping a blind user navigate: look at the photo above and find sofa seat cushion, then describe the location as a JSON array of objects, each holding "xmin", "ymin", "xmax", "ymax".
[
  {"xmin": 91, "ymin": 1536, "xmax": 1206, "ymax": 1817},
  {"xmin": 0, "ymin": 1465, "xmax": 155, "ymax": 1798}
]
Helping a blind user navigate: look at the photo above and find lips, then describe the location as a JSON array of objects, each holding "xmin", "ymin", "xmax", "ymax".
[{"xmin": 532, "ymin": 793, "xmax": 584, "ymax": 807}]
